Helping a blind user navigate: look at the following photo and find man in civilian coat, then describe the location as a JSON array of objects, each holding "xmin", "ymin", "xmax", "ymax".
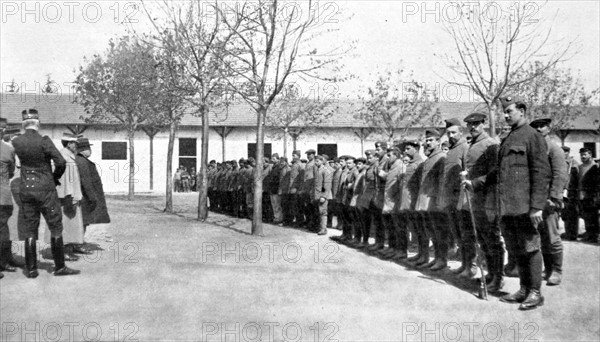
[
  {"xmin": 301, "ymin": 150, "xmax": 317, "ymax": 230},
  {"xmin": 313, "ymin": 155, "xmax": 333, "ymax": 235},
  {"xmin": 347, "ymin": 156, "xmax": 367, "ymax": 247},
  {"xmin": 466, "ymin": 97, "xmax": 550, "ymax": 310},
  {"xmin": 576, "ymin": 148, "xmax": 600, "ymax": 243},
  {"xmin": 278, "ymin": 157, "xmax": 292, "ymax": 225},
  {"xmin": 530, "ymin": 118, "xmax": 567, "ymax": 286},
  {"xmin": 357, "ymin": 150, "xmax": 378, "ymax": 249},
  {"xmin": 75, "ymin": 138, "xmax": 111, "ymax": 233},
  {"xmin": 393, "ymin": 140, "xmax": 424, "ymax": 261},
  {"xmin": 12, "ymin": 109, "xmax": 79, "ymax": 277},
  {"xmin": 330, "ymin": 157, "xmax": 346, "ymax": 230},
  {"xmin": 560, "ymin": 146, "xmax": 580, "ymax": 241},
  {"xmin": 413, "ymin": 129, "xmax": 447, "ymax": 270},
  {"xmin": 368, "ymin": 142, "xmax": 390, "ymax": 252}
]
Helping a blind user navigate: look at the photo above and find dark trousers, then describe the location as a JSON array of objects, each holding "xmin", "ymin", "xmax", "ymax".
[
  {"xmin": 369, "ymin": 202, "xmax": 384, "ymax": 244},
  {"xmin": 18, "ymin": 190, "xmax": 63, "ymax": 240},
  {"xmin": 262, "ymin": 192, "xmax": 273, "ymax": 222},
  {"xmin": 539, "ymin": 206, "xmax": 563, "ymax": 254},
  {"xmin": 580, "ymin": 199, "xmax": 599, "ymax": 238},
  {"xmin": 359, "ymin": 207, "xmax": 371, "ymax": 243},
  {"xmin": 0, "ymin": 205, "xmax": 13, "ymax": 242},
  {"xmin": 501, "ymin": 214, "xmax": 542, "ymax": 291},
  {"xmin": 281, "ymin": 194, "xmax": 293, "ymax": 224},
  {"xmin": 562, "ymin": 198, "xmax": 579, "ymax": 238},
  {"xmin": 382, "ymin": 214, "xmax": 396, "ymax": 248},
  {"xmin": 392, "ymin": 211, "xmax": 411, "ymax": 253},
  {"xmin": 424, "ymin": 211, "xmax": 450, "ymax": 260}
]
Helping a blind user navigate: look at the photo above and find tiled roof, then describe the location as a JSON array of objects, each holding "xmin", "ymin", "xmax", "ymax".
[{"xmin": 1, "ymin": 93, "xmax": 597, "ymax": 129}]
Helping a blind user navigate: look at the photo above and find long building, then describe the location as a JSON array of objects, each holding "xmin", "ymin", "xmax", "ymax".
[{"xmin": 1, "ymin": 92, "xmax": 598, "ymax": 194}]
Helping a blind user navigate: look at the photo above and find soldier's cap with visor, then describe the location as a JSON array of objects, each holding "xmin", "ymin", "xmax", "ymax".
[
  {"xmin": 530, "ymin": 118, "xmax": 552, "ymax": 128},
  {"xmin": 464, "ymin": 112, "xmax": 487, "ymax": 124},
  {"xmin": 61, "ymin": 132, "xmax": 80, "ymax": 142},
  {"xmin": 21, "ymin": 108, "xmax": 39, "ymax": 120},
  {"xmin": 403, "ymin": 139, "xmax": 420, "ymax": 148},
  {"xmin": 344, "ymin": 155, "xmax": 356, "ymax": 161},
  {"xmin": 292, "ymin": 150, "xmax": 301, "ymax": 156},
  {"xmin": 305, "ymin": 149, "xmax": 316, "ymax": 155},
  {"xmin": 425, "ymin": 128, "xmax": 441, "ymax": 139},
  {"xmin": 355, "ymin": 157, "xmax": 367, "ymax": 164},
  {"xmin": 499, "ymin": 96, "xmax": 526, "ymax": 111},
  {"xmin": 364, "ymin": 149, "xmax": 376, "ymax": 156},
  {"xmin": 375, "ymin": 141, "xmax": 388, "ymax": 149},
  {"xmin": 579, "ymin": 147, "xmax": 592, "ymax": 154},
  {"xmin": 444, "ymin": 118, "xmax": 462, "ymax": 128}
]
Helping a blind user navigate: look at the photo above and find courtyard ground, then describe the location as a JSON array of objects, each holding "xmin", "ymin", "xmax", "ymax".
[{"xmin": 1, "ymin": 192, "xmax": 599, "ymax": 342}]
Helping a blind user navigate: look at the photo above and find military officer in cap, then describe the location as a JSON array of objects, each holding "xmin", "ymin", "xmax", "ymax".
[
  {"xmin": 377, "ymin": 146, "xmax": 406, "ymax": 259},
  {"xmin": 301, "ymin": 149, "xmax": 317, "ymax": 230},
  {"xmin": 530, "ymin": 118, "xmax": 567, "ymax": 285},
  {"xmin": 356, "ymin": 150, "xmax": 377, "ymax": 248},
  {"xmin": 468, "ymin": 97, "xmax": 550, "ymax": 310},
  {"xmin": 313, "ymin": 155, "xmax": 333, "ymax": 235},
  {"xmin": 0, "ymin": 118, "xmax": 25, "ymax": 276},
  {"xmin": 11, "ymin": 109, "xmax": 80, "ymax": 277},
  {"xmin": 460, "ymin": 112, "xmax": 505, "ymax": 292},
  {"xmin": 289, "ymin": 150, "xmax": 305, "ymax": 226}
]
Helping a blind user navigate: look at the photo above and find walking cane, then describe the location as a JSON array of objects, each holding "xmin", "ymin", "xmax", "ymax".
[{"xmin": 463, "ymin": 187, "xmax": 488, "ymax": 300}]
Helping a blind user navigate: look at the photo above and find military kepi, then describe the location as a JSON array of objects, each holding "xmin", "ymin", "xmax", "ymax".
[
  {"xmin": 305, "ymin": 149, "xmax": 316, "ymax": 155},
  {"xmin": 21, "ymin": 109, "xmax": 39, "ymax": 120},
  {"xmin": 445, "ymin": 118, "xmax": 462, "ymax": 128},
  {"xmin": 530, "ymin": 118, "xmax": 552, "ymax": 127},
  {"xmin": 464, "ymin": 112, "xmax": 487, "ymax": 123},
  {"xmin": 425, "ymin": 128, "xmax": 441, "ymax": 138}
]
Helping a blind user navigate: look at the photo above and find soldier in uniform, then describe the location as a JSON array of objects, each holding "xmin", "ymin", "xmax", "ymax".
[
  {"xmin": 357, "ymin": 150, "xmax": 378, "ymax": 249},
  {"xmin": 560, "ymin": 146, "xmax": 580, "ymax": 241},
  {"xmin": 474, "ymin": 97, "xmax": 550, "ymax": 310},
  {"xmin": 575, "ymin": 147, "xmax": 600, "ymax": 243},
  {"xmin": 11, "ymin": 109, "xmax": 79, "ymax": 277},
  {"xmin": 268, "ymin": 154, "xmax": 283, "ymax": 224},
  {"xmin": 278, "ymin": 157, "xmax": 292, "ymax": 225},
  {"xmin": 301, "ymin": 150, "xmax": 317, "ymax": 230},
  {"xmin": 348, "ymin": 156, "xmax": 368, "ymax": 247},
  {"xmin": 244, "ymin": 158, "xmax": 256, "ymax": 219},
  {"xmin": 333, "ymin": 156, "xmax": 356, "ymax": 243},
  {"xmin": 413, "ymin": 129, "xmax": 447, "ymax": 270},
  {"xmin": 460, "ymin": 113, "xmax": 504, "ymax": 292},
  {"xmin": 330, "ymin": 157, "xmax": 345, "ymax": 230},
  {"xmin": 288, "ymin": 150, "xmax": 304, "ymax": 226},
  {"xmin": 392, "ymin": 140, "xmax": 423, "ymax": 261},
  {"xmin": 530, "ymin": 118, "xmax": 567, "ymax": 286},
  {"xmin": 0, "ymin": 118, "xmax": 25, "ymax": 276},
  {"xmin": 377, "ymin": 147, "xmax": 406, "ymax": 259},
  {"xmin": 367, "ymin": 142, "xmax": 389, "ymax": 252},
  {"xmin": 439, "ymin": 118, "xmax": 469, "ymax": 263},
  {"xmin": 313, "ymin": 155, "xmax": 332, "ymax": 235}
]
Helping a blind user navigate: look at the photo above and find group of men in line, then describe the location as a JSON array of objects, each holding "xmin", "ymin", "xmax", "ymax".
[
  {"xmin": 0, "ymin": 109, "xmax": 110, "ymax": 279},
  {"xmin": 173, "ymin": 166, "xmax": 197, "ymax": 192},
  {"xmin": 207, "ymin": 96, "xmax": 599, "ymax": 311}
]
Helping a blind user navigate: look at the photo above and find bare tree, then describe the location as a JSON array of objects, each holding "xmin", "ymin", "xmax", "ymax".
[
  {"xmin": 266, "ymin": 83, "xmax": 337, "ymax": 158},
  {"xmin": 356, "ymin": 69, "xmax": 441, "ymax": 143},
  {"xmin": 220, "ymin": 0, "xmax": 350, "ymax": 235},
  {"xmin": 139, "ymin": 0, "xmax": 234, "ymax": 220},
  {"xmin": 515, "ymin": 62, "xmax": 600, "ymax": 145},
  {"xmin": 438, "ymin": 1, "xmax": 578, "ymax": 136}
]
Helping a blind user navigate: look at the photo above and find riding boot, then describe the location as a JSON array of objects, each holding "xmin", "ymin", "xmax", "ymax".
[
  {"xmin": 24, "ymin": 238, "xmax": 39, "ymax": 278},
  {"xmin": 51, "ymin": 237, "xmax": 80, "ymax": 276}
]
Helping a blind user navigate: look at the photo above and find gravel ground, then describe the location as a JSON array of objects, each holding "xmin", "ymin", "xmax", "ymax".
[{"xmin": 1, "ymin": 192, "xmax": 598, "ymax": 342}]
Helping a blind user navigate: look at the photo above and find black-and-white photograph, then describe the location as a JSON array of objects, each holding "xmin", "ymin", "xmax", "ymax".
[{"xmin": 1, "ymin": 1, "xmax": 599, "ymax": 341}]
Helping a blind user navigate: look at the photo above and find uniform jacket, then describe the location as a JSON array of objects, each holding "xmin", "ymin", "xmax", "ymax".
[
  {"xmin": 289, "ymin": 160, "xmax": 304, "ymax": 193},
  {"xmin": 75, "ymin": 154, "xmax": 110, "ymax": 225},
  {"xmin": 398, "ymin": 154, "xmax": 424, "ymax": 211},
  {"xmin": 56, "ymin": 148, "xmax": 83, "ymax": 201},
  {"xmin": 462, "ymin": 132, "xmax": 498, "ymax": 212},
  {"xmin": 577, "ymin": 162, "xmax": 600, "ymax": 202},
  {"xmin": 335, "ymin": 168, "xmax": 350, "ymax": 202},
  {"xmin": 545, "ymin": 137, "xmax": 567, "ymax": 200},
  {"xmin": 374, "ymin": 155, "xmax": 390, "ymax": 209},
  {"xmin": 415, "ymin": 148, "xmax": 445, "ymax": 212},
  {"xmin": 487, "ymin": 122, "xmax": 551, "ymax": 215},
  {"xmin": 300, "ymin": 159, "xmax": 316, "ymax": 194},
  {"xmin": 331, "ymin": 167, "xmax": 344, "ymax": 200},
  {"xmin": 313, "ymin": 165, "xmax": 333, "ymax": 201},
  {"xmin": 12, "ymin": 129, "xmax": 66, "ymax": 192},
  {"xmin": 343, "ymin": 167, "xmax": 359, "ymax": 206},
  {"xmin": 357, "ymin": 160, "xmax": 378, "ymax": 209},
  {"xmin": 267, "ymin": 163, "xmax": 281, "ymax": 194},
  {"xmin": 565, "ymin": 157, "xmax": 580, "ymax": 200},
  {"xmin": 382, "ymin": 159, "xmax": 405, "ymax": 214},
  {"xmin": 439, "ymin": 138, "xmax": 468, "ymax": 209},
  {"xmin": 0, "ymin": 140, "xmax": 15, "ymax": 206},
  {"xmin": 350, "ymin": 169, "xmax": 366, "ymax": 207},
  {"xmin": 243, "ymin": 166, "xmax": 255, "ymax": 193},
  {"xmin": 279, "ymin": 163, "xmax": 291, "ymax": 195}
]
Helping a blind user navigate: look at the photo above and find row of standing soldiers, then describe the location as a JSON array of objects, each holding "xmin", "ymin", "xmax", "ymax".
[{"xmin": 205, "ymin": 97, "xmax": 599, "ymax": 311}]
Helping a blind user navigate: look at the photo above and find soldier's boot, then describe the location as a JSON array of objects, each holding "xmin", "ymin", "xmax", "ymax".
[
  {"xmin": 24, "ymin": 238, "xmax": 38, "ymax": 279},
  {"xmin": 518, "ymin": 289, "xmax": 544, "ymax": 311},
  {"xmin": 51, "ymin": 237, "xmax": 80, "ymax": 276},
  {"xmin": 504, "ymin": 253, "xmax": 519, "ymax": 278},
  {"xmin": 408, "ymin": 234, "xmax": 424, "ymax": 262},
  {"xmin": 430, "ymin": 256, "xmax": 448, "ymax": 271},
  {"xmin": 488, "ymin": 254, "xmax": 505, "ymax": 292},
  {"xmin": 485, "ymin": 255, "xmax": 495, "ymax": 284},
  {"xmin": 63, "ymin": 244, "xmax": 80, "ymax": 262},
  {"xmin": 415, "ymin": 236, "xmax": 430, "ymax": 266},
  {"xmin": 542, "ymin": 253, "xmax": 553, "ymax": 280},
  {"xmin": 500, "ymin": 286, "xmax": 528, "ymax": 304},
  {"xmin": 547, "ymin": 252, "xmax": 563, "ymax": 286},
  {"xmin": 458, "ymin": 262, "xmax": 480, "ymax": 279},
  {"xmin": 0, "ymin": 242, "xmax": 16, "ymax": 272},
  {"xmin": 317, "ymin": 216, "xmax": 328, "ymax": 236},
  {"xmin": 452, "ymin": 253, "xmax": 467, "ymax": 274},
  {"xmin": 1, "ymin": 241, "xmax": 24, "ymax": 269}
]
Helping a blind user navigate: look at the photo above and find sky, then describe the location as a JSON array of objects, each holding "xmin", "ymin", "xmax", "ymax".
[{"xmin": 1, "ymin": 1, "xmax": 599, "ymax": 101}]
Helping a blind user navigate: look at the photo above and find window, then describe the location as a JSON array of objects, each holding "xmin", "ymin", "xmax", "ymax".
[
  {"xmin": 102, "ymin": 142, "xmax": 127, "ymax": 160},
  {"xmin": 247, "ymin": 143, "xmax": 272, "ymax": 159},
  {"xmin": 317, "ymin": 144, "xmax": 338, "ymax": 159},
  {"xmin": 178, "ymin": 138, "xmax": 197, "ymax": 172},
  {"xmin": 583, "ymin": 142, "xmax": 597, "ymax": 158}
]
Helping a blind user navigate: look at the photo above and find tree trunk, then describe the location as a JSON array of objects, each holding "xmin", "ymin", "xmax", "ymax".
[
  {"xmin": 252, "ymin": 106, "xmax": 266, "ymax": 236},
  {"xmin": 165, "ymin": 120, "xmax": 177, "ymax": 213},
  {"xmin": 149, "ymin": 134, "xmax": 154, "ymax": 191},
  {"xmin": 198, "ymin": 105, "xmax": 209, "ymax": 221},
  {"xmin": 488, "ymin": 104, "xmax": 497, "ymax": 138},
  {"xmin": 283, "ymin": 127, "xmax": 288, "ymax": 159},
  {"xmin": 127, "ymin": 130, "xmax": 135, "ymax": 201}
]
